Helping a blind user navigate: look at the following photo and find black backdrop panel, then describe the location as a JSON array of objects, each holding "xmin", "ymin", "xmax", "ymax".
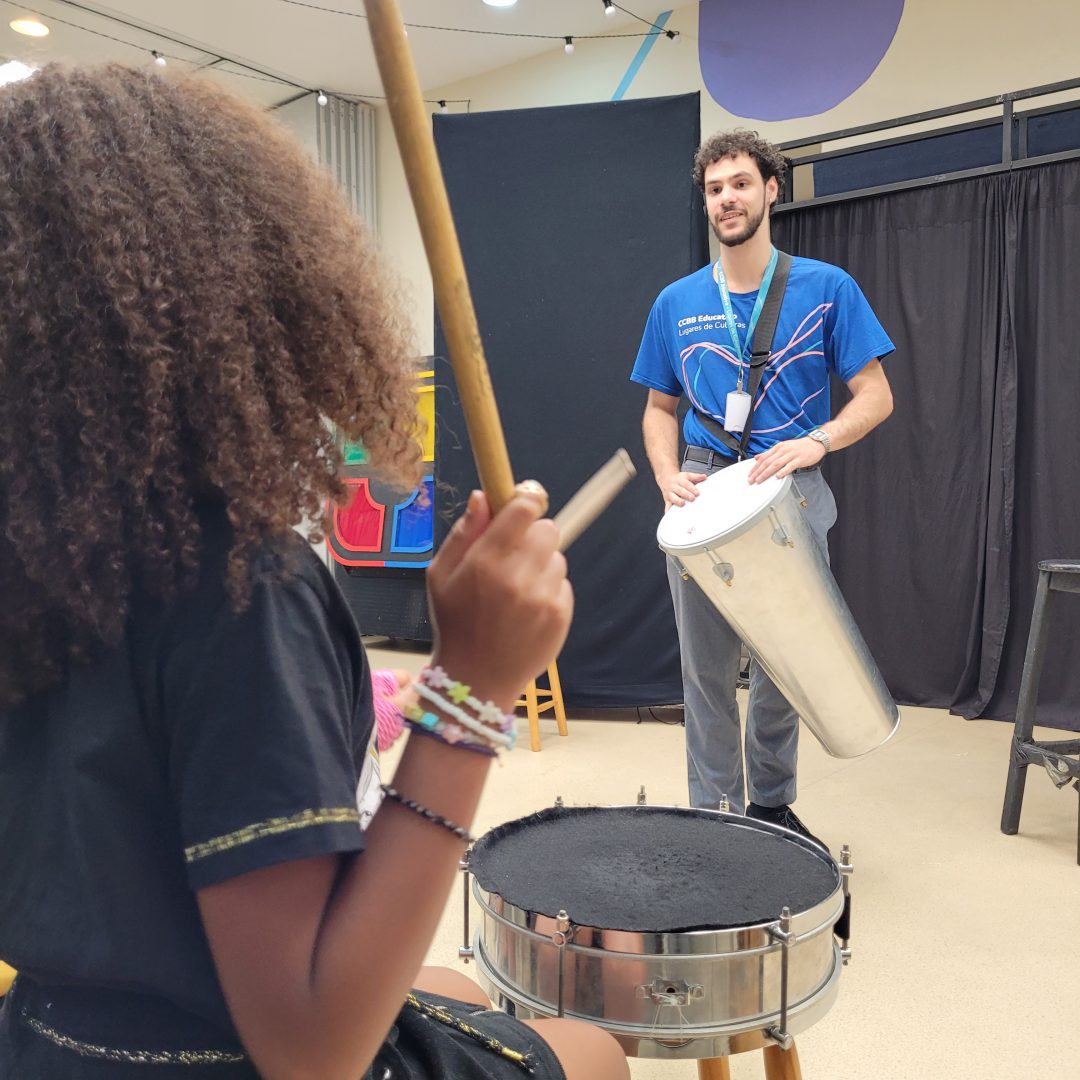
[
  {"xmin": 982, "ymin": 163, "xmax": 1080, "ymax": 726},
  {"xmin": 433, "ymin": 94, "xmax": 707, "ymax": 707},
  {"xmin": 774, "ymin": 160, "xmax": 1080, "ymax": 730}
]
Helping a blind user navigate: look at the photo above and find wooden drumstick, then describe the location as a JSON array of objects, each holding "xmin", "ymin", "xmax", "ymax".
[
  {"xmin": 553, "ymin": 449, "xmax": 637, "ymax": 552},
  {"xmin": 363, "ymin": 0, "xmax": 515, "ymax": 512}
]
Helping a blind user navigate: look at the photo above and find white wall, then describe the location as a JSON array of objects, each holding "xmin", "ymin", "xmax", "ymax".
[
  {"xmin": 274, "ymin": 94, "xmax": 321, "ymax": 160},
  {"xmin": 375, "ymin": 0, "xmax": 1080, "ymax": 353}
]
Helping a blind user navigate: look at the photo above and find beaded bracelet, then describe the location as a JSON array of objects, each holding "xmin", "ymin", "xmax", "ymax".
[
  {"xmin": 420, "ymin": 666, "xmax": 516, "ymax": 736},
  {"xmin": 380, "ymin": 784, "xmax": 474, "ymax": 843},
  {"xmin": 414, "ymin": 683, "xmax": 516, "ymax": 750},
  {"xmin": 403, "ymin": 700, "xmax": 503, "ymax": 753},
  {"xmin": 404, "ymin": 717, "xmax": 497, "ymax": 757}
]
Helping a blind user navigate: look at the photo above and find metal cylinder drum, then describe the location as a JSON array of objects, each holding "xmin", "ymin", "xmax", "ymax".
[
  {"xmin": 656, "ymin": 458, "xmax": 899, "ymax": 759},
  {"xmin": 468, "ymin": 805, "xmax": 847, "ymax": 1060}
]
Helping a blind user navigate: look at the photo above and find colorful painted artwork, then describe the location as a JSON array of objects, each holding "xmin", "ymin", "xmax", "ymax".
[
  {"xmin": 698, "ymin": 0, "xmax": 904, "ymax": 121},
  {"xmin": 326, "ymin": 368, "xmax": 435, "ymax": 569}
]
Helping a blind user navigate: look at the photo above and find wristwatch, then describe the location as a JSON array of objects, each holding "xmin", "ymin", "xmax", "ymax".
[{"xmin": 807, "ymin": 428, "xmax": 831, "ymax": 453}]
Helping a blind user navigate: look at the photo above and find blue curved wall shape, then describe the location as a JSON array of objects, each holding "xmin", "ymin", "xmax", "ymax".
[{"xmin": 699, "ymin": 0, "xmax": 904, "ymax": 121}]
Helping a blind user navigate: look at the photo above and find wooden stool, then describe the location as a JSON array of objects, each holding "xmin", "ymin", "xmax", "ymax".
[
  {"xmin": 698, "ymin": 1040, "xmax": 802, "ymax": 1079},
  {"xmin": 516, "ymin": 661, "xmax": 568, "ymax": 752},
  {"xmin": 1001, "ymin": 559, "xmax": 1080, "ymax": 862}
]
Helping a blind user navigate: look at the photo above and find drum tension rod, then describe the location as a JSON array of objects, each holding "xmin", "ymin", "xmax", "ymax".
[
  {"xmin": 766, "ymin": 906, "xmax": 794, "ymax": 1051},
  {"xmin": 769, "ymin": 508, "xmax": 794, "ymax": 548},
  {"xmin": 551, "ymin": 911, "xmax": 575, "ymax": 1019},
  {"xmin": 458, "ymin": 853, "xmax": 474, "ymax": 963},
  {"xmin": 837, "ymin": 844, "xmax": 854, "ymax": 966}
]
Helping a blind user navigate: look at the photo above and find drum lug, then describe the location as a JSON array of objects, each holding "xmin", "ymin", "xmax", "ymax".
[
  {"xmin": 711, "ymin": 560, "xmax": 735, "ymax": 585},
  {"xmin": 637, "ymin": 785, "xmax": 647, "ymax": 805},
  {"xmin": 766, "ymin": 906, "xmax": 794, "ymax": 1050},
  {"xmin": 635, "ymin": 978, "xmax": 705, "ymax": 1007},
  {"xmin": 769, "ymin": 509, "xmax": 794, "ymax": 548},
  {"xmin": 719, "ymin": 793, "xmax": 731, "ymax": 813},
  {"xmin": 791, "ymin": 477, "xmax": 809, "ymax": 508},
  {"xmin": 673, "ymin": 558, "xmax": 690, "ymax": 581},
  {"xmin": 458, "ymin": 855, "xmax": 474, "ymax": 963}
]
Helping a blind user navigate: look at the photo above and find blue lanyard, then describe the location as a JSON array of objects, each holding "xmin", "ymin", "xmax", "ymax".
[{"xmin": 715, "ymin": 247, "xmax": 778, "ymax": 389}]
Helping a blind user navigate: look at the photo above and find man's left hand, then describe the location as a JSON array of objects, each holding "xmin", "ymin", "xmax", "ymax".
[{"xmin": 748, "ymin": 437, "xmax": 827, "ymax": 484}]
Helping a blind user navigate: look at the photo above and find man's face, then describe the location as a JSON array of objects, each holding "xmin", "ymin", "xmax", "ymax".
[{"xmin": 703, "ymin": 153, "xmax": 778, "ymax": 248}]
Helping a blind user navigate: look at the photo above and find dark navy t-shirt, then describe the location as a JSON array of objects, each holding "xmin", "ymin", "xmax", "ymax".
[
  {"xmin": 631, "ymin": 254, "xmax": 895, "ymax": 457},
  {"xmin": 0, "ymin": 506, "xmax": 373, "ymax": 1034}
]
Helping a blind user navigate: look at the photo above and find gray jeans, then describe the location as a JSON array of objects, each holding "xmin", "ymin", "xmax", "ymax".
[{"xmin": 667, "ymin": 460, "xmax": 837, "ymax": 813}]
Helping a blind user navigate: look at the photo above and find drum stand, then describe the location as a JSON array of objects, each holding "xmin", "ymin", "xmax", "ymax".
[{"xmin": 698, "ymin": 1042, "xmax": 802, "ymax": 1079}]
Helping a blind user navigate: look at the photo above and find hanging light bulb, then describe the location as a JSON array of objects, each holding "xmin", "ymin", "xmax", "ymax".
[
  {"xmin": 564, "ymin": 36, "xmax": 575, "ymax": 55},
  {"xmin": 152, "ymin": 50, "xmax": 167, "ymax": 67},
  {"xmin": 438, "ymin": 100, "xmax": 449, "ymax": 114},
  {"xmin": 317, "ymin": 90, "xmax": 328, "ymax": 106},
  {"xmin": 603, "ymin": 0, "xmax": 616, "ymax": 15}
]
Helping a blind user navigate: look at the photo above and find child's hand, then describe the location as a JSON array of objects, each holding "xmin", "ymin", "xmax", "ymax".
[{"xmin": 425, "ymin": 483, "xmax": 573, "ymax": 710}]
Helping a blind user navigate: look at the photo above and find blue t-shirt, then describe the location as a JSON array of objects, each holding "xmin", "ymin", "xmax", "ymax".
[{"xmin": 631, "ymin": 255, "xmax": 895, "ymax": 457}]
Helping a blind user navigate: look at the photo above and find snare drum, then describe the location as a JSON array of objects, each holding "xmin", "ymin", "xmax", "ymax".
[
  {"xmin": 656, "ymin": 457, "xmax": 898, "ymax": 759},
  {"xmin": 467, "ymin": 804, "xmax": 852, "ymax": 1060}
]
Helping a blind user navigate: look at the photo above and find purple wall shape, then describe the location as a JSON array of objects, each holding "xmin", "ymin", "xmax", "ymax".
[{"xmin": 699, "ymin": 0, "xmax": 904, "ymax": 121}]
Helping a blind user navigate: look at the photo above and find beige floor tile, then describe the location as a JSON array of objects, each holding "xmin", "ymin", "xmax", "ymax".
[{"xmin": 369, "ymin": 642, "xmax": 1080, "ymax": 1079}]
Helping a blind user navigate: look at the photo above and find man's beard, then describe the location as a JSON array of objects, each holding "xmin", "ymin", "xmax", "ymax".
[{"xmin": 712, "ymin": 200, "xmax": 767, "ymax": 247}]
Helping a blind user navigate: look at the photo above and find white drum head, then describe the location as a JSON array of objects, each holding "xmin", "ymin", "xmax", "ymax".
[{"xmin": 656, "ymin": 458, "xmax": 791, "ymax": 555}]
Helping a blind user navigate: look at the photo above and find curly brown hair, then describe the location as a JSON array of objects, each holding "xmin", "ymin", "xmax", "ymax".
[
  {"xmin": 692, "ymin": 130, "xmax": 788, "ymax": 199},
  {"xmin": 0, "ymin": 64, "xmax": 423, "ymax": 706}
]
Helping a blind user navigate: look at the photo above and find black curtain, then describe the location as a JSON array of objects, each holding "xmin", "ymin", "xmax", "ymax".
[
  {"xmin": 433, "ymin": 94, "xmax": 707, "ymax": 707},
  {"xmin": 773, "ymin": 160, "xmax": 1080, "ymax": 730}
]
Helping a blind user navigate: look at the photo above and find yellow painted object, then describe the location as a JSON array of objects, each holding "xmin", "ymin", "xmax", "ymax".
[{"xmin": 0, "ymin": 960, "xmax": 16, "ymax": 996}]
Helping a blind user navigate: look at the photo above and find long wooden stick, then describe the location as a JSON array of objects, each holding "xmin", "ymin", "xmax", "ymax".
[{"xmin": 364, "ymin": 0, "xmax": 515, "ymax": 511}]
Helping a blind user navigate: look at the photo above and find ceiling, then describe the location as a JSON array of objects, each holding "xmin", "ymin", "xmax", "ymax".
[{"xmin": 0, "ymin": 0, "xmax": 665, "ymax": 107}]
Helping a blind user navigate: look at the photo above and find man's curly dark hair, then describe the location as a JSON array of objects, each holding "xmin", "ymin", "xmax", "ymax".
[
  {"xmin": 692, "ymin": 129, "xmax": 788, "ymax": 199},
  {"xmin": 0, "ymin": 64, "xmax": 423, "ymax": 707}
]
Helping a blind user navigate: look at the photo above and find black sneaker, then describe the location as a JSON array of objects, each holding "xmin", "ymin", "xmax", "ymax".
[{"xmin": 746, "ymin": 802, "xmax": 829, "ymax": 852}]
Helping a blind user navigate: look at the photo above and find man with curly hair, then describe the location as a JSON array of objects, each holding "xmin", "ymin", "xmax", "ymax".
[{"xmin": 631, "ymin": 130, "xmax": 895, "ymax": 847}]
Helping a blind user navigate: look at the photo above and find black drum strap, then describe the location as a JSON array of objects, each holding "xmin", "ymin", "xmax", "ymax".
[{"xmin": 693, "ymin": 249, "xmax": 793, "ymax": 461}]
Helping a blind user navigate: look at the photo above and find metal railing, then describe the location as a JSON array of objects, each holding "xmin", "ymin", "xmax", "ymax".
[{"xmin": 774, "ymin": 75, "xmax": 1080, "ymax": 211}]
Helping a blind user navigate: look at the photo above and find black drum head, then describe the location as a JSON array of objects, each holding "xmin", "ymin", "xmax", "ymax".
[{"xmin": 469, "ymin": 805, "xmax": 838, "ymax": 933}]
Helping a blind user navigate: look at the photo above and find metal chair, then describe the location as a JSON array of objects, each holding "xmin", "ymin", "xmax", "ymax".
[{"xmin": 1000, "ymin": 559, "xmax": 1080, "ymax": 863}]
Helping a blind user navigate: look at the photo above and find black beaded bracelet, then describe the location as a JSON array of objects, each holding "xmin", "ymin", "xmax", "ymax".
[{"xmin": 379, "ymin": 784, "xmax": 474, "ymax": 844}]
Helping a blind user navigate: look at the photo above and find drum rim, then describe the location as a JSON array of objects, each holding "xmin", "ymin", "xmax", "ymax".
[
  {"xmin": 468, "ymin": 804, "xmax": 844, "ymax": 952},
  {"xmin": 656, "ymin": 466, "xmax": 794, "ymax": 555}
]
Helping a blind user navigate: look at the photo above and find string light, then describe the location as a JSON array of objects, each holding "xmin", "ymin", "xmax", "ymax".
[
  {"xmin": 317, "ymin": 89, "xmax": 328, "ymax": 105},
  {"xmin": 603, "ymin": 0, "xmax": 616, "ymax": 14},
  {"xmin": 666, "ymin": 29, "xmax": 680, "ymax": 42},
  {"xmin": 152, "ymin": 50, "xmax": 166, "ymax": 67},
  {"xmin": 275, "ymin": 0, "xmax": 674, "ymax": 44},
  {"xmin": 564, "ymin": 36, "xmax": 574, "ymax": 55},
  {"xmin": 438, "ymin": 100, "xmax": 448, "ymax": 114}
]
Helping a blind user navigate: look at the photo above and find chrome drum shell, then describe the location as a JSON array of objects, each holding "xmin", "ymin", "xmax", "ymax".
[{"xmin": 470, "ymin": 807, "xmax": 846, "ymax": 1060}]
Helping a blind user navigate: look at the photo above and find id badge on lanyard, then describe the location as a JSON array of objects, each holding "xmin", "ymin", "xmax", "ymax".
[{"xmin": 716, "ymin": 248, "xmax": 777, "ymax": 434}]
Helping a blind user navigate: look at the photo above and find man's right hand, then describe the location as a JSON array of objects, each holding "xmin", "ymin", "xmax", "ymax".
[{"xmin": 657, "ymin": 469, "xmax": 708, "ymax": 512}]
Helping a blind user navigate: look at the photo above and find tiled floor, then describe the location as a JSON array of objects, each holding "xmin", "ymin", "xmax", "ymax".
[{"xmin": 369, "ymin": 641, "xmax": 1080, "ymax": 1080}]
